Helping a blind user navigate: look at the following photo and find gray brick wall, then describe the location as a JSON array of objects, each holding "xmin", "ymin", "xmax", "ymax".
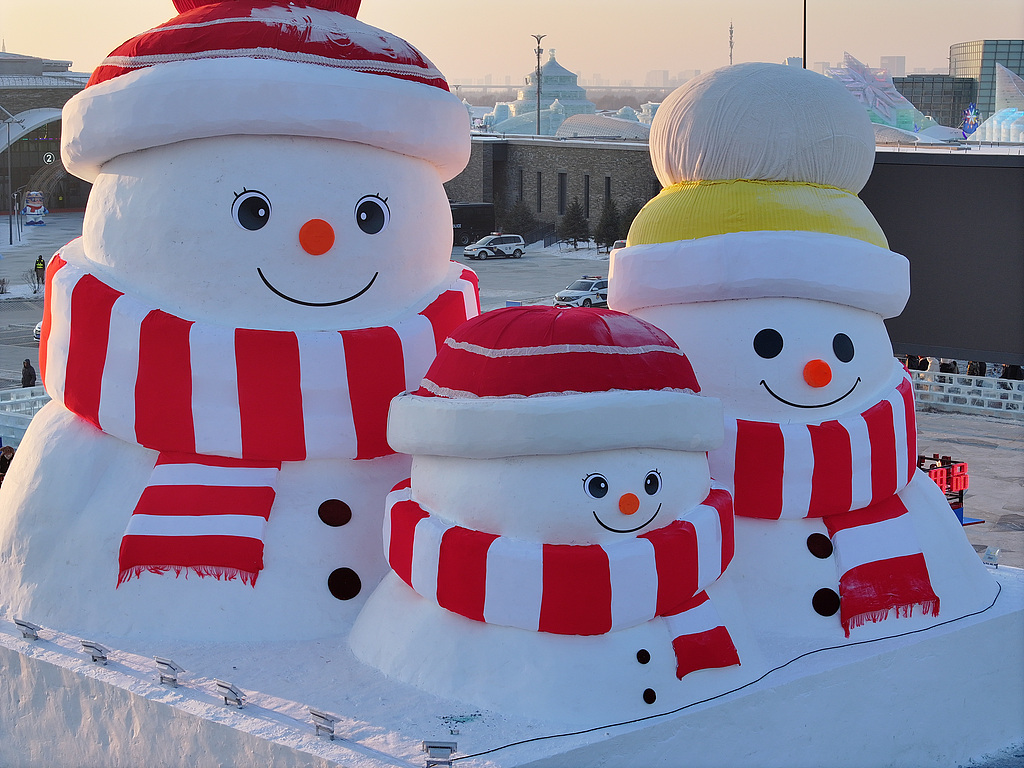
[{"xmin": 445, "ymin": 137, "xmax": 659, "ymax": 227}]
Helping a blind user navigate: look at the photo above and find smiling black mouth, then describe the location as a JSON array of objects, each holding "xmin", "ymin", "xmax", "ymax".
[
  {"xmin": 257, "ymin": 268, "xmax": 378, "ymax": 307},
  {"xmin": 592, "ymin": 503, "xmax": 662, "ymax": 534},
  {"xmin": 760, "ymin": 377, "xmax": 862, "ymax": 408}
]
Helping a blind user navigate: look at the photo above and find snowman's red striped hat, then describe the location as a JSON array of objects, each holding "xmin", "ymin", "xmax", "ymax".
[
  {"xmin": 387, "ymin": 306, "xmax": 724, "ymax": 458},
  {"xmin": 61, "ymin": 0, "xmax": 469, "ymax": 182}
]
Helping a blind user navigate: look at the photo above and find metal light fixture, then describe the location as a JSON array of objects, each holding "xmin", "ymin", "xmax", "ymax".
[
  {"xmin": 215, "ymin": 679, "xmax": 245, "ymax": 708},
  {"xmin": 532, "ymin": 34, "xmax": 546, "ymax": 136},
  {"xmin": 154, "ymin": 657, "xmax": 184, "ymax": 687},
  {"xmin": 422, "ymin": 740, "xmax": 458, "ymax": 768},
  {"xmin": 14, "ymin": 618, "xmax": 41, "ymax": 641},
  {"xmin": 310, "ymin": 707, "xmax": 339, "ymax": 740},
  {"xmin": 0, "ymin": 104, "xmax": 25, "ymax": 246},
  {"xmin": 81, "ymin": 640, "xmax": 110, "ymax": 665}
]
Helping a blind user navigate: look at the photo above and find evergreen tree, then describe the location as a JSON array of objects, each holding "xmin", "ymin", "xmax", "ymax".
[
  {"xmin": 558, "ymin": 197, "xmax": 590, "ymax": 249},
  {"xmin": 501, "ymin": 198, "xmax": 538, "ymax": 239},
  {"xmin": 618, "ymin": 199, "xmax": 646, "ymax": 241},
  {"xmin": 594, "ymin": 197, "xmax": 620, "ymax": 251}
]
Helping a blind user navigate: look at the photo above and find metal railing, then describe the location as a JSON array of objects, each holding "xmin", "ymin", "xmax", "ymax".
[{"xmin": 0, "ymin": 386, "xmax": 50, "ymax": 447}]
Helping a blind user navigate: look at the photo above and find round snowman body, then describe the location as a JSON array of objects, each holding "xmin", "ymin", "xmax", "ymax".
[
  {"xmin": 351, "ymin": 448, "xmax": 764, "ymax": 723},
  {"xmin": 0, "ymin": 135, "xmax": 464, "ymax": 643},
  {"xmin": 633, "ymin": 297, "xmax": 998, "ymax": 657}
]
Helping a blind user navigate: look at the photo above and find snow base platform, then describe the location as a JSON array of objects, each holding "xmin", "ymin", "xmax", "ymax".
[{"xmin": 1, "ymin": 566, "xmax": 1022, "ymax": 768}]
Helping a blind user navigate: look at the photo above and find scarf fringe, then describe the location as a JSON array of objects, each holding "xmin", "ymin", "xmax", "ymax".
[
  {"xmin": 842, "ymin": 598, "xmax": 941, "ymax": 637},
  {"xmin": 117, "ymin": 565, "xmax": 259, "ymax": 588}
]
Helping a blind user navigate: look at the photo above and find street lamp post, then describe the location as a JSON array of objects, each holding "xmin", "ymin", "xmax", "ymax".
[
  {"xmin": 0, "ymin": 104, "xmax": 25, "ymax": 246},
  {"xmin": 532, "ymin": 34, "xmax": 546, "ymax": 136},
  {"xmin": 802, "ymin": 0, "xmax": 807, "ymax": 69}
]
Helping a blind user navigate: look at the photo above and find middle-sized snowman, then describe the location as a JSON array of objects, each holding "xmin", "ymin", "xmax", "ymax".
[
  {"xmin": 610, "ymin": 62, "xmax": 997, "ymax": 654},
  {"xmin": 0, "ymin": 0, "xmax": 479, "ymax": 643},
  {"xmin": 351, "ymin": 306, "xmax": 765, "ymax": 724}
]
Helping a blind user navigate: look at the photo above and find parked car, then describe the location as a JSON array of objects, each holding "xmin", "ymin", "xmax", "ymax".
[
  {"xmin": 609, "ymin": 239, "xmax": 627, "ymax": 260},
  {"xmin": 33, "ymin": 321, "xmax": 42, "ymax": 342},
  {"xmin": 463, "ymin": 233, "xmax": 525, "ymax": 260},
  {"xmin": 554, "ymin": 276, "xmax": 608, "ymax": 308}
]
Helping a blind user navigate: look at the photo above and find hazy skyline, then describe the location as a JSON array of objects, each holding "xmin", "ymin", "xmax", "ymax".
[{"xmin": 4, "ymin": 0, "xmax": 1023, "ymax": 86}]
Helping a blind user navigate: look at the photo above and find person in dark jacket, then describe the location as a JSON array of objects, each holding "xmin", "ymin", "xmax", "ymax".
[
  {"xmin": 0, "ymin": 445, "xmax": 14, "ymax": 479},
  {"xmin": 21, "ymin": 359, "xmax": 36, "ymax": 388}
]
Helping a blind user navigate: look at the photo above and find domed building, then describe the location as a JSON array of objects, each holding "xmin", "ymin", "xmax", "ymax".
[{"xmin": 484, "ymin": 49, "xmax": 596, "ymax": 135}]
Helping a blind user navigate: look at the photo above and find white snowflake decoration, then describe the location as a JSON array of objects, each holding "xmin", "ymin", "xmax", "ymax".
[{"xmin": 827, "ymin": 52, "xmax": 915, "ymax": 123}]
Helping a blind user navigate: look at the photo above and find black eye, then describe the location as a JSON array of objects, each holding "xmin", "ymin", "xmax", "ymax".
[
  {"xmin": 232, "ymin": 189, "xmax": 271, "ymax": 231},
  {"xmin": 644, "ymin": 471, "xmax": 661, "ymax": 496},
  {"xmin": 753, "ymin": 328, "xmax": 784, "ymax": 359},
  {"xmin": 833, "ymin": 333, "xmax": 855, "ymax": 363},
  {"xmin": 355, "ymin": 195, "xmax": 390, "ymax": 235},
  {"xmin": 585, "ymin": 474, "xmax": 609, "ymax": 499}
]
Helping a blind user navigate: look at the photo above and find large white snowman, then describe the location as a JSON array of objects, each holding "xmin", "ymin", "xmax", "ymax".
[
  {"xmin": 351, "ymin": 306, "xmax": 766, "ymax": 724},
  {"xmin": 0, "ymin": 0, "xmax": 479, "ymax": 642},
  {"xmin": 609, "ymin": 63, "xmax": 998, "ymax": 657}
]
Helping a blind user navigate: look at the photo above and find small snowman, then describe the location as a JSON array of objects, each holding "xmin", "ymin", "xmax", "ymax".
[
  {"xmin": 0, "ymin": 0, "xmax": 479, "ymax": 642},
  {"xmin": 21, "ymin": 191, "xmax": 48, "ymax": 225},
  {"xmin": 609, "ymin": 63, "xmax": 997, "ymax": 653},
  {"xmin": 351, "ymin": 306, "xmax": 763, "ymax": 723}
]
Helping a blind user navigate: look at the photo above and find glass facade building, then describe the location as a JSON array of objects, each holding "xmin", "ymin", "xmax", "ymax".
[
  {"xmin": 893, "ymin": 75, "xmax": 976, "ymax": 128},
  {"xmin": 949, "ymin": 40, "xmax": 1024, "ymax": 118}
]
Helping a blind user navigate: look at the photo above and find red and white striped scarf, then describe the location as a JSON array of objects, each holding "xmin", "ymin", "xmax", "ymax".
[
  {"xmin": 710, "ymin": 365, "xmax": 939, "ymax": 635},
  {"xmin": 41, "ymin": 246, "xmax": 479, "ymax": 586},
  {"xmin": 385, "ymin": 480, "xmax": 741, "ymax": 680}
]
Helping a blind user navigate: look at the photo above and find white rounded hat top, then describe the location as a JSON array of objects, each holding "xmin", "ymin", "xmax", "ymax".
[{"xmin": 650, "ymin": 62, "xmax": 876, "ymax": 193}]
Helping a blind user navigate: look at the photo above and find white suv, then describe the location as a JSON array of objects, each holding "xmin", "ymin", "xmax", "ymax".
[
  {"xmin": 553, "ymin": 276, "xmax": 608, "ymax": 308},
  {"xmin": 463, "ymin": 234, "xmax": 525, "ymax": 260}
]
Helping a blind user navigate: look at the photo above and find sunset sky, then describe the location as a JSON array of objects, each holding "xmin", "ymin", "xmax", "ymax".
[{"xmin": 4, "ymin": 0, "xmax": 1023, "ymax": 86}]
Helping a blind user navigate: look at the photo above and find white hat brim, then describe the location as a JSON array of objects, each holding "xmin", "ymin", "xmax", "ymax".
[
  {"xmin": 609, "ymin": 230, "xmax": 910, "ymax": 318},
  {"xmin": 387, "ymin": 389, "xmax": 724, "ymax": 459},
  {"xmin": 61, "ymin": 57, "xmax": 470, "ymax": 182}
]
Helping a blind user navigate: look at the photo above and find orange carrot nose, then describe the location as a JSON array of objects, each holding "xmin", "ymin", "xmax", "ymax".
[
  {"xmin": 804, "ymin": 359, "xmax": 833, "ymax": 388},
  {"xmin": 619, "ymin": 493, "xmax": 640, "ymax": 515},
  {"xmin": 299, "ymin": 218, "xmax": 335, "ymax": 255}
]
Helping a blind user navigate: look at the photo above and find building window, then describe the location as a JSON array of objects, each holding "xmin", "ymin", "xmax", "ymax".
[
  {"xmin": 605, "ymin": 175, "xmax": 612, "ymax": 201},
  {"xmin": 536, "ymin": 171, "xmax": 542, "ymax": 213},
  {"xmin": 558, "ymin": 173, "xmax": 568, "ymax": 215},
  {"xmin": 518, "ymin": 169, "xmax": 524, "ymax": 202},
  {"xmin": 584, "ymin": 174, "xmax": 591, "ymax": 218}
]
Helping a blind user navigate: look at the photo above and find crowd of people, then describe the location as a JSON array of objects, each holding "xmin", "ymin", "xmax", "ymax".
[{"xmin": 903, "ymin": 356, "xmax": 1023, "ymax": 380}]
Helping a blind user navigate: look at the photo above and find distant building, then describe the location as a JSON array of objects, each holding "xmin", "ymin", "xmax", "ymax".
[
  {"xmin": 0, "ymin": 51, "xmax": 90, "ymax": 210},
  {"xmin": 893, "ymin": 74, "xmax": 976, "ymax": 128},
  {"xmin": 949, "ymin": 40, "xmax": 1024, "ymax": 118},
  {"xmin": 783, "ymin": 57, "xmax": 803, "ymax": 68},
  {"xmin": 880, "ymin": 56, "xmax": 906, "ymax": 78},
  {"xmin": 483, "ymin": 50, "xmax": 596, "ymax": 136},
  {"xmin": 645, "ymin": 70, "xmax": 669, "ymax": 87}
]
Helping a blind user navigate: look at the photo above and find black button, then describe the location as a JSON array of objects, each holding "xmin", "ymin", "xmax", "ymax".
[
  {"xmin": 806, "ymin": 533, "xmax": 834, "ymax": 559},
  {"xmin": 812, "ymin": 588, "xmax": 841, "ymax": 616},
  {"xmin": 642, "ymin": 688, "xmax": 657, "ymax": 704},
  {"xmin": 318, "ymin": 499, "xmax": 352, "ymax": 527},
  {"xmin": 328, "ymin": 567, "xmax": 361, "ymax": 600},
  {"xmin": 636, "ymin": 649, "xmax": 651, "ymax": 664}
]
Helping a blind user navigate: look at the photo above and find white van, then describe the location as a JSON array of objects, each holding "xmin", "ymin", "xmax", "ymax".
[{"xmin": 462, "ymin": 234, "xmax": 526, "ymax": 260}]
